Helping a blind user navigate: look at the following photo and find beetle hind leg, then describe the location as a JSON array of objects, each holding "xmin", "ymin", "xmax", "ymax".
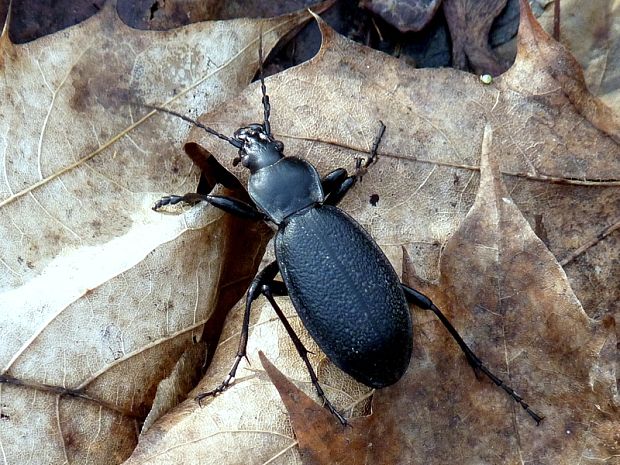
[
  {"xmin": 195, "ymin": 260, "xmax": 348, "ymax": 425},
  {"xmin": 262, "ymin": 286, "xmax": 349, "ymax": 426},
  {"xmin": 401, "ymin": 284, "xmax": 544, "ymax": 424},
  {"xmin": 195, "ymin": 261, "xmax": 280, "ymax": 404}
]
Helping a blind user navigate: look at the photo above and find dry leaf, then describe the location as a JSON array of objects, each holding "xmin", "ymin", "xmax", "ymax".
[
  {"xmin": 0, "ymin": 3, "xmax": 322, "ymax": 463},
  {"xmin": 360, "ymin": 0, "xmax": 443, "ymax": 32},
  {"xmin": 259, "ymin": 352, "xmax": 372, "ymax": 465},
  {"xmin": 443, "ymin": 0, "xmax": 510, "ymax": 74},
  {"xmin": 361, "ymin": 0, "xmax": 513, "ymax": 74},
  {"xmin": 124, "ymin": 280, "xmax": 374, "ymax": 465},
  {"xmin": 4, "ymin": 0, "xmax": 615, "ymax": 462},
  {"xmin": 255, "ymin": 127, "xmax": 617, "ymax": 465},
  {"xmin": 538, "ymin": 0, "xmax": 620, "ymax": 108},
  {"xmin": 367, "ymin": 125, "xmax": 617, "ymax": 464},
  {"xmin": 129, "ymin": 1, "xmax": 619, "ymax": 463},
  {"xmin": 187, "ymin": 0, "xmax": 619, "ymax": 317}
]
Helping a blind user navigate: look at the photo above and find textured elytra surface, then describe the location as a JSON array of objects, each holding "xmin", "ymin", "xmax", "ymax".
[{"xmin": 276, "ymin": 205, "xmax": 412, "ymax": 388}]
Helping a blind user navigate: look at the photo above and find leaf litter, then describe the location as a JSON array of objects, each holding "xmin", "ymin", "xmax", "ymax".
[
  {"xmin": 128, "ymin": 1, "xmax": 619, "ymax": 464},
  {"xmin": 0, "ymin": 2, "xmax": 326, "ymax": 463}
]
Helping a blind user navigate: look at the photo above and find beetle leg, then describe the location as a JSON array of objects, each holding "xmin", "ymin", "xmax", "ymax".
[
  {"xmin": 195, "ymin": 261, "xmax": 280, "ymax": 404},
  {"xmin": 262, "ymin": 286, "xmax": 349, "ymax": 426},
  {"xmin": 401, "ymin": 284, "xmax": 544, "ymax": 424},
  {"xmin": 323, "ymin": 177, "xmax": 356, "ymax": 206},
  {"xmin": 153, "ymin": 193, "xmax": 267, "ymax": 221},
  {"xmin": 354, "ymin": 121, "xmax": 386, "ymax": 180},
  {"xmin": 322, "ymin": 168, "xmax": 356, "ymax": 207},
  {"xmin": 321, "ymin": 168, "xmax": 348, "ymax": 194},
  {"xmin": 368, "ymin": 121, "xmax": 386, "ymax": 168},
  {"xmin": 323, "ymin": 122, "xmax": 386, "ymax": 206}
]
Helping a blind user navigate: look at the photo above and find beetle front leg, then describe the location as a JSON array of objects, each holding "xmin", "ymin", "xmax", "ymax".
[
  {"xmin": 323, "ymin": 122, "xmax": 386, "ymax": 206},
  {"xmin": 195, "ymin": 261, "xmax": 280, "ymax": 403},
  {"xmin": 323, "ymin": 177, "xmax": 356, "ymax": 206},
  {"xmin": 321, "ymin": 168, "xmax": 348, "ymax": 194},
  {"xmin": 353, "ymin": 120, "xmax": 386, "ymax": 179},
  {"xmin": 401, "ymin": 284, "xmax": 544, "ymax": 424},
  {"xmin": 322, "ymin": 168, "xmax": 354, "ymax": 207},
  {"xmin": 153, "ymin": 193, "xmax": 267, "ymax": 221},
  {"xmin": 261, "ymin": 286, "xmax": 349, "ymax": 426}
]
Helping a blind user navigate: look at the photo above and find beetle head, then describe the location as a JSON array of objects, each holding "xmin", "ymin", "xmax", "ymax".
[{"xmin": 232, "ymin": 123, "xmax": 284, "ymax": 173}]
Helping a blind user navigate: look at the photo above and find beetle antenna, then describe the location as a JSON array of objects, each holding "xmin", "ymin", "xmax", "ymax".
[
  {"xmin": 258, "ymin": 32, "xmax": 271, "ymax": 136},
  {"xmin": 145, "ymin": 104, "xmax": 243, "ymax": 149}
]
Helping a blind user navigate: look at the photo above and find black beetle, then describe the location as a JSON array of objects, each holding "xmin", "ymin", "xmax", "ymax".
[{"xmin": 151, "ymin": 42, "xmax": 542, "ymax": 426}]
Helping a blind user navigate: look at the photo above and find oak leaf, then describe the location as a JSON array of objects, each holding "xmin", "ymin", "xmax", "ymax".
[{"xmin": 0, "ymin": 3, "xmax": 321, "ymax": 463}]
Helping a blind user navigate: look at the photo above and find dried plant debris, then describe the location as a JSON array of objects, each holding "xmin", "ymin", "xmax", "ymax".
[
  {"xmin": 0, "ymin": 4, "xmax": 321, "ymax": 463},
  {"xmin": 360, "ymin": 0, "xmax": 443, "ymax": 32},
  {"xmin": 1, "ymin": 0, "xmax": 617, "ymax": 464},
  {"xmin": 443, "ymin": 0, "xmax": 511, "ymax": 74},
  {"xmin": 120, "ymin": 1, "xmax": 618, "ymax": 463}
]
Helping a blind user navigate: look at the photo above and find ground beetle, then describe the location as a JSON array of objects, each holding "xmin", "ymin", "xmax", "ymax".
[{"xmin": 151, "ymin": 39, "xmax": 542, "ymax": 426}]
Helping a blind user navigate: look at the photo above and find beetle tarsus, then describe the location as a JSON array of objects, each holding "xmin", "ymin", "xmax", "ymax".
[
  {"xmin": 369, "ymin": 121, "xmax": 386, "ymax": 164},
  {"xmin": 324, "ymin": 400, "xmax": 349, "ymax": 427},
  {"xmin": 195, "ymin": 355, "xmax": 244, "ymax": 403},
  {"xmin": 153, "ymin": 193, "xmax": 205, "ymax": 211},
  {"xmin": 152, "ymin": 194, "xmax": 184, "ymax": 210},
  {"xmin": 473, "ymin": 362, "xmax": 544, "ymax": 424},
  {"xmin": 354, "ymin": 121, "xmax": 386, "ymax": 182}
]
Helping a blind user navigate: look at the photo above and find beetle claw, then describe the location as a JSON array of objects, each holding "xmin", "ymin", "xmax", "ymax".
[
  {"xmin": 323, "ymin": 401, "xmax": 349, "ymax": 427},
  {"xmin": 354, "ymin": 156, "xmax": 370, "ymax": 182},
  {"xmin": 152, "ymin": 194, "xmax": 190, "ymax": 211},
  {"xmin": 195, "ymin": 376, "xmax": 236, "ymax": 405}
]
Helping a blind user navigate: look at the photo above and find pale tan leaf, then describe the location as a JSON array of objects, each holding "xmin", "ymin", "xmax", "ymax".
[
  {"xmin": 539, "ymin": 0, "xmax": 620, "ymax": 108},
  {"xmin": 0, "ymin": 3, "xmax": 318, "ymax": 463}
]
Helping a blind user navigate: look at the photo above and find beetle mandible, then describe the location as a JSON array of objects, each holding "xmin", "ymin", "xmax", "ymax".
[{"xmin": 151, "ymin": 38, "xmax": 542, "ymax": 426}]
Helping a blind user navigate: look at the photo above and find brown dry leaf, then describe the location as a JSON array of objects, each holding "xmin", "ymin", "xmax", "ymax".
[
  {"xmin": 368, "ymin": 125, "xmax": 617, "ymax": 464},
  {"xmin": 361, "ymin": 0, "xmax": 512, "ymax": 73},
  {"xmin": 360, "ymin": 0, "xmax": 443, "ymax": 32},
  {"xmin": 142, "ymin": 1, "xmax": 619, "ymax": 464},
  {"xmin": 538, "ymin": 0, "xmax": 620, "ymax": 108},
  {"xmin": 253, "ymin": 127, "xmax": 617, "ymax": 465},
  {"xmin": 0, "ymin": 3, "xmax": 323, "ymax": 463},
  {"xmin": 443, "ymin": 0, "xmax": 510, "ymax": 74},
  {"xmin": 123, "ymin": 282, "xmax": 375, "ymax": 465},
  {"xmin": 259, "ymin": 352, "xmax": 372, "ymax": 465}
]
